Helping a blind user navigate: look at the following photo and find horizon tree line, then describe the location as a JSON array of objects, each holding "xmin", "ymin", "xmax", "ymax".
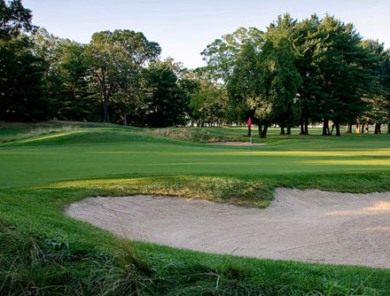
[{"xmin": 1, "ymin": 0, "xmax": 389, "ymax": 136}]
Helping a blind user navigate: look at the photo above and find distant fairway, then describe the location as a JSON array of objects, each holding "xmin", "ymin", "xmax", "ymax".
[{"xmin": 1, "ymin": 125, "xmax": 389, "ymax": 189}]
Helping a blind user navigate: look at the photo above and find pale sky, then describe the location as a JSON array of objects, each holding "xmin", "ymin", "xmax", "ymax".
[{"xmin": 23, "ymin": 0, "xmax": 390, "ymax": 69}]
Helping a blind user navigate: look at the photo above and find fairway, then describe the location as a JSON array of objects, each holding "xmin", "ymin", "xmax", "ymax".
[
  {"xmin": 1, "ymin": 126, "xmax": 390, "ymax": 189},
  {"xmin": 2, "ymin": 124, "xmax": 390, "ymax": 295}
]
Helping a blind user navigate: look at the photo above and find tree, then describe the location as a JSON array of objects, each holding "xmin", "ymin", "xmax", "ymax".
[
  {"xmin": 314, "ymin": 16, "xmax": 377, "ymax": 136},
  {"xmin": 201, "ymin": 27, "xmax": 263, "ymax": 84},
  {"xmin": 227, "ymin": 42, "xmax": 261, "ymax": 129},
  {"xmin": 383, "ymin": 49, "xmax": 390, "ymax": 133},
  {"xmin": 143, "ymin": 60, "xmax": 190, "ymax": 127},
  {"xmin": 31, "ymin": 28, "xmax": 62, "ymax": 109},
  {"xmin": 32, "ymin": 28, "xmax": 97, "ymax": 121},
  {"xmin": 226, "ymin": 29, "xmax": 301, "ymax": 138},
  {"xmin": 189, "ymin": 69, "xmax": 228, "ymax": 126},
  {"xmin": 265, "ymin": 14, "xmax": 302, "ymax": 135},
  {"xmin": 201, "ymin": 27, "xmax": 264, "ymax": 127},
  {"xmin": 293, "ymin": 15, "xmax": 324, "ymax": 134},
  {"xmin": 56, "ymin": 40, "xmax": 96, "ymax": 121},
  {"xmin": 86, "ymin": 32, "xmax": 116, "ymax": 123},
  {"xmin": 0, "ymin": 35, "xmax": 46, "ymax": 121},
  {"xmin": 360, "ymin": 40, "xmax": 390, "ymax": 134},
  {"xmin": 0, "ymin": 0, "xmax": 46, "ymax": 121},
  {"xmin": 86, "ymin": 30, "xmax": 161, "ymax": 123},
  {"xmin": 253, "ymin": 38, "xmax": 301, "ymax": 138},
  {"xmin": 0, "ymin": 0, "xmax": 35, "ymax": 40}
]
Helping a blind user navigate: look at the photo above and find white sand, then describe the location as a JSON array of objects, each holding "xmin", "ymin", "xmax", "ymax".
[
  {"xmin": 211, "ymin": 142, "xmax": 265, "ymax": 146},
  {"xmin": 66, "ymin": 188, "xmax": 390, "ymax": 268}
]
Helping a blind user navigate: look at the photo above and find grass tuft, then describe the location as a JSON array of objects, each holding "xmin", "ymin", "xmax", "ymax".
[{"xmin": 0, "ymin": 220, "xmax": 156, "ymax": 296}]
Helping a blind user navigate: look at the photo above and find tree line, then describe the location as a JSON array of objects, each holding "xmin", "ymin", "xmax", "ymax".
[
  {"xmin": 1, "ymin": 1, "xmax": 389, "ymax": 136},
  {"xmin": 0, "ymin": 1, "xmax": 196, "ymax": 127},
  {"xmin": 201, "ymin": 15, "xmax": 390, "ymax": 137}
]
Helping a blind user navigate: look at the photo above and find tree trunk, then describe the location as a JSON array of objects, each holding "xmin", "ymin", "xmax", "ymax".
[
  {"xmin": 335, "ymin": 122, "xmax": 341, "ymax": 136},
  {"xmin": 299, "ymin": 117, "xmax": 306, "ymax": 135},
  {"xmin": 388, "ymin": 123, "xmax": 390, "ymax": 134},
  {"xmin": 258, "ymin": 124, "xmax": 263, "ymax": 137},
  {"xmin": 102, "ymin": 94, "xmax": 109, "ymax": 123},
  {"xmin": 356, "ymin": 121, "xmax": 360, "ymax": 134},
  {"xmin": 361, "ymin": 122, "xmax": 365, "ymax": 134},
  {"xmin": 260, "ymin": 123, "xmax": 268, "ymax": 138},
  {"xmin": 322, "ymin": 118, "xmax": 330, "ymax": 136},
  {"xmin": 300, "ymin": 120, "xmax": 305, "ymax": 135},
  {"xmin": 287, "ymin": 125, "xmax": 291, "ymax": 135},
  {"xmin": 280, "ymin": 125, "xmax": 285, "ymax": 135},
  {"xmin": 300, "ymin": 117, "xmax": 309, "ymax": 135},
  {"xmin": 98, "ymin": 70, "xmax": 110, "ymax": 123},
  {"xmin": 304, "ymin": 119, "xmax": 309, "ymax": 135},
  {"xmin": 374, "ymin": 123, "xmax": 381, "ymax": 134},
  {"xmin": 330, "ymin": 123, "xmax": 335, "ymax": 135},
  {"xmin": 121, "ymin": 114, "xmax": 127, "ymax": 126},
  {"xmin": 346, "ymin": 123, "xmax": 352, "ymax": 133}
]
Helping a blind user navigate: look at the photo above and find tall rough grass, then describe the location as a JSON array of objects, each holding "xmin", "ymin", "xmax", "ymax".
[
  {"xmin": 0, "ymin": 220, "xmax": 155, "ymax": 296},
  {"xmin": 48, "ymin": 176, "xmax": 274, "ymax": 208},
  {"xmin": 0, "ymin": 125, "xmax": 81, "ymax": 143},
  {"xmin": 145, "ymin": 127, "xmax": 248, "ymax": 143}
]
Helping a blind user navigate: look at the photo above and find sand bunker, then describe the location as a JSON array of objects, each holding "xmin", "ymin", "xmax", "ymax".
[
  {"xmin": 211, "ymin": 141, "xmax": 265, "ymax": 146},
  {"xmin": 66, "ymin": 188, "xmax": 390, "ymax": 268}
]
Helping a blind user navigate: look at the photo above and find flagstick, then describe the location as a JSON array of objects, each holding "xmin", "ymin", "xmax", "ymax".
[
  {"xmin": 247, "ymin": 117, "xmax": 253, "ymax": 155},
  {"xmin": 249, "ymin": 127, "xmax": 253, "ymax": 157}
]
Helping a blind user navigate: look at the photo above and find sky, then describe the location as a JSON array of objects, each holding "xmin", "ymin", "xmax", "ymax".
[{"xmin": 23, "ymin": 0, "xmax": 390, "ymax": 69}]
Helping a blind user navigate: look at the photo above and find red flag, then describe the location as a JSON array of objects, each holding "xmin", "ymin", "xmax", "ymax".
[{"xmin": 247, "ymin": 117, "xmax": 252, "ymax": 127}]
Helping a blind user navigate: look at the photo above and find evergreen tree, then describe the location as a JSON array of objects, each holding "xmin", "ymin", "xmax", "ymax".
[
  {"xmin": 293, "ymin": 15, "xmax": 324, "ymax": 134},
  {"xmin": 143, "ymin": 60, "xmax": 190, "ymax": 127},
  {"xmin": 0, "ymin": 36, "xmax": 46, "ymax": 121},
  {"xmin": 315, "ymin": 16, "xmax": 377, "ymax": 136},
  {"xmin": 0, "ymin": 0, "xmax": 45, "ymax": 121},
  {"xmin": 383, "ymin": 50, "xmax": 390, "ymax": 133},
  {"xmin": 32, "ymin": 29, "xmax": 97, "ymax": 121}
]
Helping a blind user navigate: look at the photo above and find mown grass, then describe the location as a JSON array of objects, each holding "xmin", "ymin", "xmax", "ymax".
[
  {"xmin": 1, "ymin": 122, "xmax": 390, "ymax": 295},
  {"xmin": 1, "ymin": 124, "xmax": 389, "ymax": 189}
]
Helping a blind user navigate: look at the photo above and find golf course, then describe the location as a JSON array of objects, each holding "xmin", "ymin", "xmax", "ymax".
[{"xmin": 1, "ymin": 121, "xmax": 390, "ymax": 295}]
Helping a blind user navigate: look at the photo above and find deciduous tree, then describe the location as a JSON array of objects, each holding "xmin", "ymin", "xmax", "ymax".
[{"xmin": 86, "ymin": 30, "xmax": 161, "ymax": 123}]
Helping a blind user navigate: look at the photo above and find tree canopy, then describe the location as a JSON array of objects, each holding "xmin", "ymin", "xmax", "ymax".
[
  {"xmin": 0, "ymin": 0, "xmax": 35, "ymax": 39},
  {"xmin": 0, "ymin": 0, "xmax": 44, "ymax": 121},
  {"xmin": 1, "ymin": 3, "xmax": 390, "ymax": 134},
  {"xmin": 201, "ymin": 14, "xmax": 388, "ymax": 136}
]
